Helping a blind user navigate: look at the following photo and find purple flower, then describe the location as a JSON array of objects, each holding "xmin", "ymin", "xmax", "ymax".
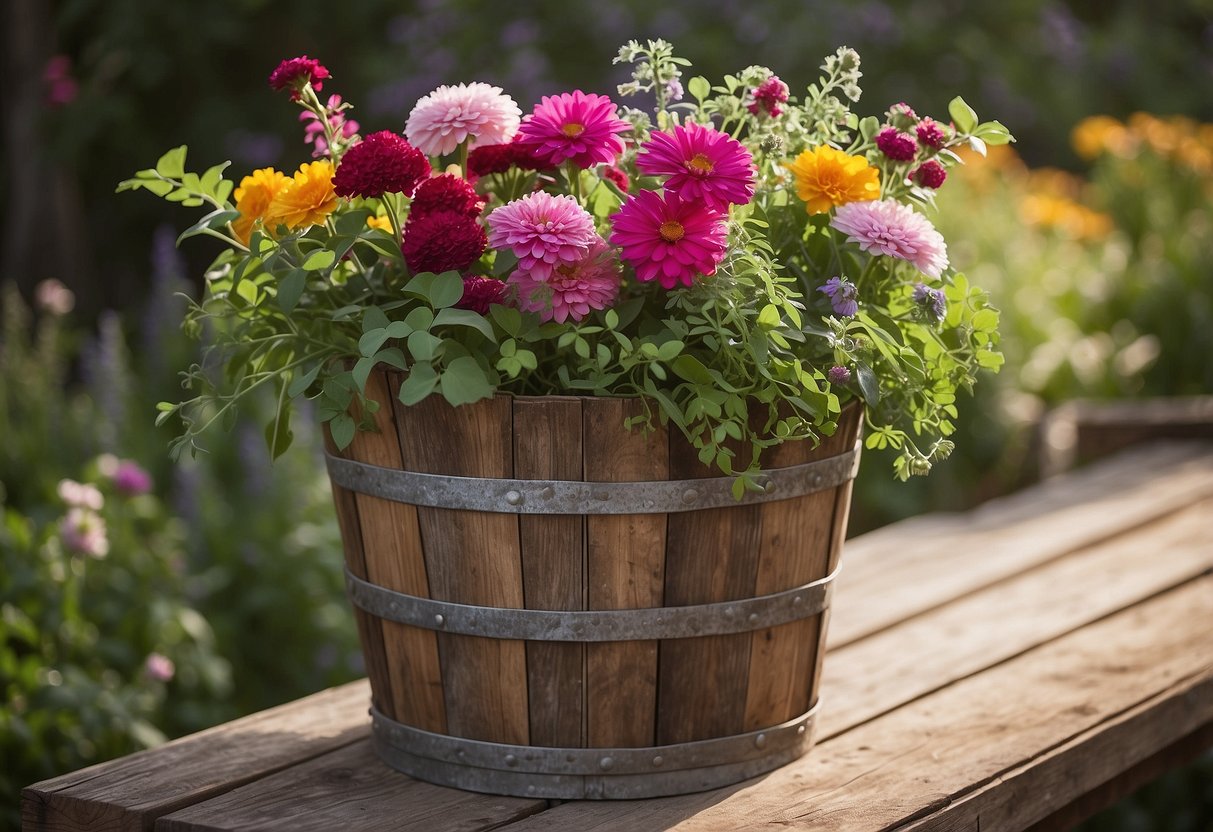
[
  {"xmin": 818, "ymin": 276, "xmax": 859, "ymax": 317},
  {"xmin": 144, "ymin": 653, "xmax": 175, "ymax": 683},
  {"xmin": 913, "ymin": 282, "xmax": 947, "ymax": 323},
  {"xmin": 828, "ymin": 365, "xmax": 852, "ymax": 385},
  {"xmin": 113, "ymin": 461, "xmax": 153, "ymax": 496}
]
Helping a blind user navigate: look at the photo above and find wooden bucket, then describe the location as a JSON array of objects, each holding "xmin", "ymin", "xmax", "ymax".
[{"xmin": 325, "ymin": 370, "xmax": 862, "ymax": 799}]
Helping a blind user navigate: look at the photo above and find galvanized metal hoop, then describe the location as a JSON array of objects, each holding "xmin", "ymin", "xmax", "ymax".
[
  {"xmin": 345, "ymin": 562, "xmax": 838, "ymax": 642},
  {"xmin": 325, "ymin": 442, "xmax": 861, "ymax": 515},
  {"xmin": 370, "ymin": 701, "xmax": 820, "ymax": 799}
]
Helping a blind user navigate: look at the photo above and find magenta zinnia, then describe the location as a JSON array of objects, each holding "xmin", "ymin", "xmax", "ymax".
[
  {"xmin": 609, "ymin": 191, "xmax": 728, "ymax": 289},
  {"xmin": 517, "ymin": 91, "xmax": 631, "ymax": 169},
  {"xmin": 332, "ymin": 131, "xmax": 429, "ymax": 199},
  {"xmin": 510, "ymin": 238, "xmax": 620, "ymax": 324},
  {"xmin": 268, "ymin": 56, "xmax": 330, "ymax": 100},
  {"xmin": 401, "ymin": 210, "xmax": 487, "ymax": 275},
  {"xmin": 486, "ymin": 192, "xmax": 598, "ymax": 280},
  {"xmin": 637, "ymin": 122, "xmax": 756, "ymax": 211},
  {"xmin": 405, "ymin": 82, "xmax": 521, "ymax": 157},
  {"xmin": 831, "ymin": 200, "xmax": 949, "ymax": 279}
]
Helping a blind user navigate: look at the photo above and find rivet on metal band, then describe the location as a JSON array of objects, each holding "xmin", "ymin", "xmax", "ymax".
[
  {"xmin": 369, "ymin": 701, "xmax": 820, "ymax": 800},
  {"xmin": 344, "ymin": 563, "xmax": 838, "ymax": 642},
  {"xmin": 325, "ymin": 442, "xmax": 861, "ymax": 515}
]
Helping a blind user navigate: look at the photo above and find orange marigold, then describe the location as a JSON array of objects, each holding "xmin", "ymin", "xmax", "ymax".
[
  {"xmin": 785, "ymin": 146, "xmax": 880, "ymax": 215},
  {"xmin": 232, "ymin": 167, "xmax": 290, "ymax": 245},
  {"xmin": 265, "ymin": 161, "xmax": 338, "ymax": 231}
]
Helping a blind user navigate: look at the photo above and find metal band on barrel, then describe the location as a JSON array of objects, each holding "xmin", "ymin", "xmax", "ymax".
[
  {"xmin": 325, "ymin": 442, "xmax": 861, "ymax": 515},
  {"xmin": 345, "ymin": 564, "xmax": 836, "ymax": 642},
  {"xmin": 370, "ymin": 701, "xmax": 819, "ymax": 799}
]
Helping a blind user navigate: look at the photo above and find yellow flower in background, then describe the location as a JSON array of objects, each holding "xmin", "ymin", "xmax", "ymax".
[
  {"xmin": 265, "ymin": 161, "xmax": 338, "ymax": 231},
  {"xmin": 232, "ymin": 167, "xmax": 290, "ymax": 245},
  {"xmin": 785, "ymin": 146, "xmax": 880, "ymax": 214},
  {"xmin": 366, "ymin": 215, "xmax": 393, "ymax": 232}
]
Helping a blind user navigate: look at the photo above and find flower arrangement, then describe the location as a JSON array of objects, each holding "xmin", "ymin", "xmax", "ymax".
[{"xmin": 123, "ymin": 41, "xmax": 1010, "ymax": 490}]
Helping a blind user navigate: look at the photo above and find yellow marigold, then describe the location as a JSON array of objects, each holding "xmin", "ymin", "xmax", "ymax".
[
  {"xmin": 232, "ymin": 167, "xmax": 290, "ymax": 245},
  {"xmin": 366, "ymin": 215, "xmax": 393, "ymax": 232},
  {"xmin": 1071, "ymin": 116, "xmax": 1136, "ymax": 161},
  {"xmin": 265, "ymin": 161, "xmax": 338, "ymax": 231},
  {"xmin": 785, "ymin": 146, "xmax": 880, "ymax": 215}
]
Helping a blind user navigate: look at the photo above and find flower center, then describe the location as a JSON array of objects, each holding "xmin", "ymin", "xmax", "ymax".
[
  {"xmin": 659, "ymin": 220, "xmax": 685, "ymax": 242},
  {"xmin": 562, "ymin": 122, "xmax": 585, "ymax": 138},
  {"xmin": 687, "ymin": 153, "xmax": 715, "ymax": 174}
]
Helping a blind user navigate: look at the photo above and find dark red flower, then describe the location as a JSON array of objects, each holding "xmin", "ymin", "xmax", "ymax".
[
  {"xmin": 915, "ymin": 118, "xmax": 948, "ymax": 150},
  {"xmin": 457, "ymin": 275, "xmax": 508, "ymax": 314},
  {"xmin": 911, "ymin": 160, "xmax": 948, "ymax": 189},
  {"xmin": 402, "ymin": 210, "xmax": 487, "ymax": 274},
  {"xmin": 467, "ymin": 143, "xmax": 515, "ymax": 178},
  {"xmin": 333, "ymin": 131, "xmax": 429, "ymax": 199},
  {"xmin": 601, "ymin": 164, "xmax": 630, "ymax": 192},
  {"xmin": 747, "ymin": 75, "xmax": 790, "ymax": 117},
  {"xmin": 268, "ymin": 56, "xmax": 331, "ymax": 100},
  {"xmin": 409, "ymin": 173, "xmax": 484, "ymax": 222},
  {"xmin": 876, "ymin": 127, "xmax": 918, "ymax": 162},
  {"xmin": 509, "ymin": 134, "xmax": 553, "ymax": 171}
]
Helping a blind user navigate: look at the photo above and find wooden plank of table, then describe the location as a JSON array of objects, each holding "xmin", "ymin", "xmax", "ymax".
[
  {"xmin": 583, "ymin": 398, "xmax": 668, "ymax": 747},
  {"xmin": 154, "ymin": 741, "xmax": 545, "ymax": 832},
  {"xmin": 829, "ymin": 442, "xmax": 1213, "ymax": 648},
  {"xmin": 495, "ymin": 576, "xmax": 1213, "ymax": 830},
  {"xmin": 21, "ymin": 680, "xmax": 371, "ymax": 832},
  {"xmin": 512, "ymin": 397, "xmax": 585, "ymax": 748}
]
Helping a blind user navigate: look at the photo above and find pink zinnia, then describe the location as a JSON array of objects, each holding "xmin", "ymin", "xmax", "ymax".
[
  {"xmin": 831, "ymin": 200, "xmax": 949, "ymax": 279},
  {"xmin": 269, "ymin": 56, "xmax": 330, "ymax": 100},
  {"xmin": 517, "ymin": 91, "xmax": 631, "ymax": 169},
  {"xmin": 457, "ymin": 275, "xmax": 508, "ymax": 315},
  {"xmin": 333, "ymin": 131, "xmax": 430, "ymax": 198},
  {"xmin": 486, "ymin": 192, "xmax": 598, "ymax": 280},
  {"xmin": 609, "ymin": 190, "xmax": 728, "ymax": 289},
  {"xmin": 300, "ymin": 95, "xmax": 360, "ymax": 159},
  {"xmin": 637, "ymin": 122, "xmax": 756, "ymax": 211},
  {"xmin": 405, "ymin": 82, "xmax": 521, "ymax": 157},
  {"xmin": 510, "ymin": 238, "xmax": 620, "ymax": 323}
]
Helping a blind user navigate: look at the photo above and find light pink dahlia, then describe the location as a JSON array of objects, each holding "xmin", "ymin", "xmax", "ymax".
[
  {"xmin": 405, "ymin": 82, "xmax": 521, "ymax": 157},
  {"xmin": 517, "ymin": 90, "xmax": 631, "ymax": 169},
  {"xmin": 830, "ymin": 200, "xmax": 949, "ymax": 278},
  {"xmin": 636, "ymin": 122, "xmax": 756, "ymax": 211},
  {"xmin": 609, "ymin": 190, "xmax": 728, "ymax": 289},
  {"xmin": 486, "ymin": 192, "xmax": 598, "ymax": 280},
  {"xmin": 510, "ymin": 238, "xmax": 620, "ymax": 323}
]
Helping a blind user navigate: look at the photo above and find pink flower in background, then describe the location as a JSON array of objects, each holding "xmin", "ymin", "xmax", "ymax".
[
  {"xmin": 113, "ymin": 461, "xmax": 153, "ymax": 496},
  {"xmin": 915, "ymin": 118, "xmax": 948, "ymax": 150},
  {"xmin": 401, "ymin": 210, "xmax": 487, "ymax": 275},
  {"xmin": 60, "ymin": 508, "xmax": 108, "ymax": 558},
  {"xmin": 831, "ymin": 200, "xmax": 949, "ymax": 278},
  {"xmin": 510, "ymin": 238, "xmax": 620, "ymax": 323},
  {"xmin": 486, "ymin": 192, "xmax": 598, "ymax": 281},
  {"xmin": 405, "ymin": 82, "xmax": 521, "ymax": 157},
  {"xmin": 610, "ymin": 190, "xmax": 728, "ymax": 289},
  {"xmin": 828, "ymin": 365, "xmax": 852, "ymax": 385},
  {"xmin": 144, "ymin": 653, "xmax": 176, "ymax": 683},
  {"xmin": 35, "ymin": 279, "xmax": 75, "ymax": 315},
  {"xmin": 456, "ymin": 276, "xmax": 508, "ymax": 315},
  {"xmin": 300, "ymin": 95, "xmax": 360, "ymax": 159},
  {"xmin": 332, "ymin": 130, "xmax": 428, "ymax": 198},
  {"xmin": 43, "ymin": 56, "xmax": 78, "ymax": 107},
  {"xmin": 57, "ymin": 479, "xmax": 103, "ymax": 510},
  {"xmin": 268, "ymin": 56, "xmax": 330, "ymax": 100},
  {"xmin": 637, "ymin": 122, "xmax": 756, "ymax": 211},
  {"xmin": 517, "ymin": 91, "xmax": 631, "ymax": 169},
  {"xmin": 601, "ymin": 164, "xmax": 630, "ymax": 192},
  {"xmin": 409, "ymin": 174, "xmax": 484, "ymax": 223},
  {"xmin": 747, "ymin": 76, "xmax": 790, "ymax": 117}
]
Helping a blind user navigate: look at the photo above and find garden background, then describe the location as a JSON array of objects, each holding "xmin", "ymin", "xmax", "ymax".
[{"xmin": 2, "ymin": 0, "xmax": 1212, "ymax": 829}]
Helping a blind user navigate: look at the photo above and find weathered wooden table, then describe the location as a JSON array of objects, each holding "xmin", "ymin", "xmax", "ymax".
[{"xmin": 23, "ymin": 441, "xmax": 1213, "ymax": 831}]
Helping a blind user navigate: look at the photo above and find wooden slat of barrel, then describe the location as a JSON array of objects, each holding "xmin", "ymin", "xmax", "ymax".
[
  {"xmin": 513, "ymin": 397, "xmax": 586, "ymax": 748},
  {"xmin": 391, "ymin": 390, "xmax": 529, "ymax": 745},
  {"xmin": 343, "ymin": 372, "xmax": 446, "ymax": 732},
  {"xmin": 584, "ymin": 398, "xmax": 668, "ymax": 747}
]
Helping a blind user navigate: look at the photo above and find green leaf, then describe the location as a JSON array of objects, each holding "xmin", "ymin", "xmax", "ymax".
[
  {"xmin": 429, "ymin": 271, "xmax": 465, "ymax": 308},
  {"xmin": 335, "ymin": 208, "xmax": 374, "ymax": 235},
  {"xmin": 490, "ymin": 305, "xmax": 522, "ymax": 336},
  {"xmin": 287, "ymin": 363, "xmax": 322, "ymax": 398},
  {"xmin": 670, "ymin": 355, "xmax": 714, "ymax": 385},
  {"xmin": 329, "ymin": 413, "xmax": 356, "ymax": 450},
  {"xmin": 301, "ymin": 249, "xmax": 336, "ymax": 271},
  {"xmin": 398, "ymin": 362, "xmax": 439, "ymax": 405},
  {"xmin": 491, "ymin": 249, "xmax": 518, "ymax": 278},
  {"xmin": 277, "ymin": 269, "xmax": 307, "ymax": 313},
  {"xmin": 359, "ymin": 329, "xmax": 390, "ymax": 357},
  {"xmin": 407, "ymin": 330, "xmax": 443, "ymax": 362},
  {"xmin": 948, "ymin": 96, "xmax": 978, "ymax": 134},
  {"xmin": 656, "ymin": 340, "xmax": 684, "ymax": 362},
  {"xmin": 177, "ymin": 209, "xmax": 240, "ymax": 244},
  {"xmin": 404, "ymin": 306, "xmax": 435, "ymax": 332},
  {"xmin": 156, "ymin": 146, "xmax": 187, "ymax": 179},
  {"xmin": 757, "ymin": 304, "xmax": 781, "ymax": 329},
  {"xmin": 974, "ymin": 120, "xmax": 1014, "ymax": 145},
  {"xmin": 362, "ymin": 306, "xmax": 390, "ymax": 333},
  {"xmin": 972, "ymin": 308, "xmax": 999, "ymax": 332},
  {"xmin": 688, "ymin": 76, "xmax": 711, "ymax": 102},
  {"xmin": 439, "ymin": 356, "xmax": 494, "ymax": 406},
  {"xmin": 264, "ymin": 402, "xmax": 294, "ymax": 460},
  {"xmin": 433, "ymin": 307, "xmax": 496, "ymax": 341},
  {"xmin": 855, "ymin": 362, "xmax": 881, "ymax": 405}
]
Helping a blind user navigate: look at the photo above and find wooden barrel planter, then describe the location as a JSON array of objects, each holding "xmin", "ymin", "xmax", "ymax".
[{"xmin": 324, "ymin": 370, "xmax": 863, "ymax": 799}]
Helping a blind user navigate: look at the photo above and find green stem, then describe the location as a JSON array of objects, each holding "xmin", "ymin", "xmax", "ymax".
[
  {"xmin": 458, "ymin": 140, "xmax": 470, "ymax": 180},
  {"xmin": 566, "ymin": 161, "xmax": 583, "ymax": 206}
]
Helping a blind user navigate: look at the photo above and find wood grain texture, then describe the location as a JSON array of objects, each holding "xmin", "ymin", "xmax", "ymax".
[
  {"xmin": 512, "ymin": 397, "xmax": 585, "ymax": 748},
  {"xmin": 657, "ymin": 433, "xmax": 761, "ymax": 744},
  {"xmin": 390, "ymin": 390, "xmax": 528, "ymax": 745},
  {"xmin": 153, "ymin": 741, "xmax": 545, "ymax": 832},
  {"xmin": 583, "ymin": 398, "xmax": 668, "ymax": 748},
  {"xmin": 347, "ymin": 371, "xmax": 445, "ymax": 732},
  {"xmin": 743, "ymin": 404, "xmax": 861, "ymax": 731},
  {"xmin": 21, "ymin": 680, "xmax": 370, "ymax": 832}
]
